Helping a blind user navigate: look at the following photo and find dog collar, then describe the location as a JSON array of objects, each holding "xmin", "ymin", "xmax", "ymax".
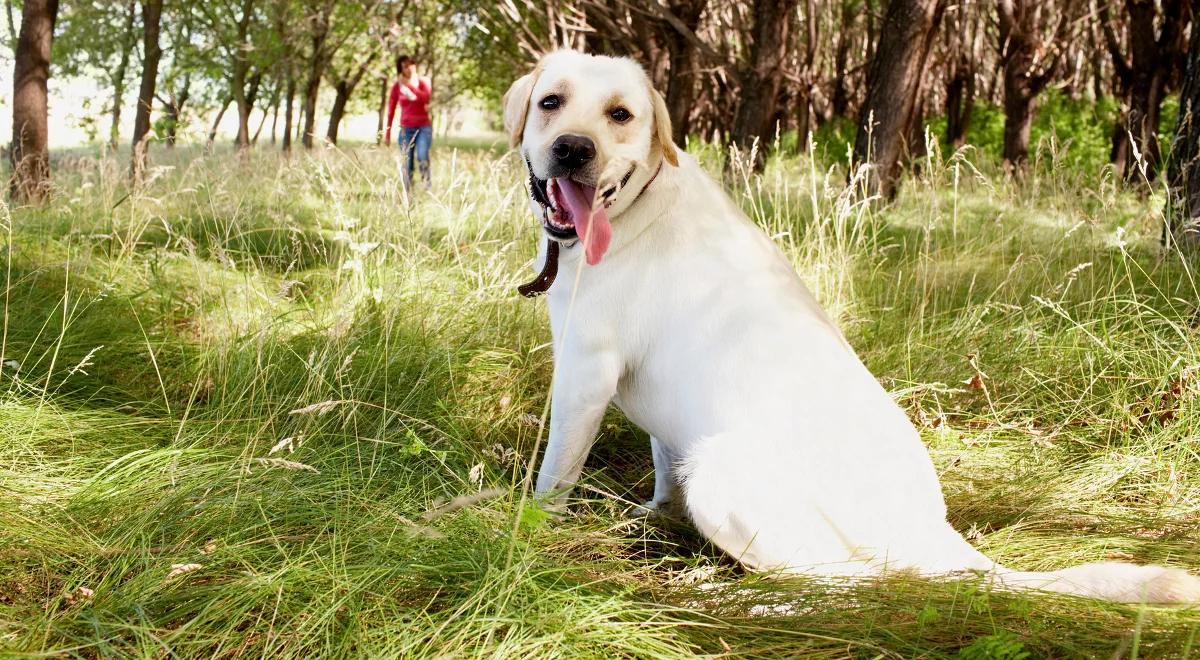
[{"xmin": 519, "ymin": 161, "xmax": 664, "ymax": 298}]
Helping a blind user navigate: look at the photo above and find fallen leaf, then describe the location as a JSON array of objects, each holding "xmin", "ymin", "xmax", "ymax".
[{"xmin": 166, "ymin": 563, "xmax": 203, "ymax": 580}]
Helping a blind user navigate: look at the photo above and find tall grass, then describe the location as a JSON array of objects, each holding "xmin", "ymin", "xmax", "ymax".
[{"xmin": 1, "ymin": 134, "xmax": 1198, "ymax": 657}]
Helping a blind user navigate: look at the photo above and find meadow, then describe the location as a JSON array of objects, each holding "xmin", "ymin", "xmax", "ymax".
[{"xmin": 1, "ymin": 124, "xmax": 1199, "ymax": 657}]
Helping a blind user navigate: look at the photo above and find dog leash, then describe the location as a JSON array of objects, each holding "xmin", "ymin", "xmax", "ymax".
[{"xmin": 518, "ymin": 162, "xmax": 663, "ymax": 298}]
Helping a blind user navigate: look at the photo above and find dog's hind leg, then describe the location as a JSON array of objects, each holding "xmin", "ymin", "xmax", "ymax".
[
  {"xmin": 634, "ymin": 436, "xmax": 685, "ymax": 518},
  {"xmin": 679, "ymin": 434, "xmax": 872, "ymax": 575}
]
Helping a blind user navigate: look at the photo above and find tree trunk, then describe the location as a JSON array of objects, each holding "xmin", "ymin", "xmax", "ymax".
[
  {"xmin": 1165, "ymin": 17, "xmax": 1200, "ymax": 247},
  {"xmin": 1001, "ymin": 81, "xmax": 1036, "ymax": 166},
  {"xmin": 830, "ymin": 0, "xmax": 854, "ymax": 118},
  {"xmin": 908, "ymin": 97, "xmax": 928, "ymax": 168},
  {"xmin": 232, "ymin": 66, "xmax": 249, "ymax": 149},
  {"xmin": 997, "ymin": 0, "xmax": 1063, "ymax": 171},
  {"xmin": 9, "ymin": 0, "xmax": 59, "ymax": 204},
  {"xmin": 1105, "ymin": 0, "xmax": 1188, "ymax": 182},
  {"xmin": 109, "ymin": 0, "xmax": 137, "ymax": 151},
  {"xmin": 245, "ymin": 72, "xmax": 263, "ymax": 115},
  {"xmin": 130, "ymin": 0, "xmax": 163, "ymax": 183},
  {"xmin": 301, "ymin": 3, "xmax": 334, "ymax": 149},
  {"xmin": 326, "ymin": 80, "xmax": 350, "ymax": 145},
  {"xmin": 376, "ymin": 76, "xmax": 387, "ymax": 145},
  {"xmin": 301, "ymin": 61, "xmax": 325, "ymax": 149},
  {"xmin": 326, "ymin": 54, "xmax": 377, "ymax": 146},
  {"xmin": 163, "ymin": 78, "xmax": 189, "ymax": 149},
  {"xmin": 851, "ymin": 0, "xmax": 945, "ymax": 200},
  {"xmin": 251, "ymin": 82, "xmax": 272, "ymax": 145},
  {"xmin": 943, "ymin": 4, "xmax": 978, "ymax": 148},
  {"xmin": 1088, "ymin": 21, "xmax": 1106, "ymax": 100},
  {"xmin": 207, "ymin": 97, "xmax": 232, "ymax": 146},
  {"xmin": 269, "ymin": 94, "xmax": 280, "ymax": 145},
  {"xmin": 662, "ymin": 0, "xmax": 707, "ymax": 146},
  {"xmin": 728, "ymin": 0, "xmax": 799, "ymax": 172},
  {"xmin": 793, "ymin": 0, "xmax": 818, "ymax": 149},
  {"xmin": 4, "ymin": 0, "xmax": 15, "ymax": 43},
  {"xmin": 232, "ymin": 0, "xmax": 256, "ymax": 151},
  {"xmin": 945, "ymin": 53, "xmax": 978, "ymax": 147},
  {"xmin": 282, "ymin": 74, "xmax": 296, "ymax": 152}
]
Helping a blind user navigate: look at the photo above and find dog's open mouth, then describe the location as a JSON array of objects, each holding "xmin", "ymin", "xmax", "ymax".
[
  {"xmin": 527, "ymin": 165, "xmax": 613, "ymax": 265},
  {"xmin": 530, "ymin": 174, "xmax": 584, "ymax": 241}
]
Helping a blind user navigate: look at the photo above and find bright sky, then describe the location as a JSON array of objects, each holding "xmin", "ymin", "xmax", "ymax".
[{"xmin": 1, "ymin": 50, "xmax": 492, "ymax": 150}]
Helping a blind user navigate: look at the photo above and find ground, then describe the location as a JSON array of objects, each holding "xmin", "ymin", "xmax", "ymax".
[{"xmin": 1, "ymin": 136, "xmax": 1198, "ymax": 657}]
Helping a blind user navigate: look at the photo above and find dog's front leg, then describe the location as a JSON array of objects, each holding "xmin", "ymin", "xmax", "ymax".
[{"xmin": 534, "ymin": 350, "xmax": 621, "ymax": 504}]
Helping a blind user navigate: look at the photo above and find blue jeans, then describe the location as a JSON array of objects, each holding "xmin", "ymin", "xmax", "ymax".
[{"xmin": 399, "ymin": 125, "xmax": 432, "ymax": 190}]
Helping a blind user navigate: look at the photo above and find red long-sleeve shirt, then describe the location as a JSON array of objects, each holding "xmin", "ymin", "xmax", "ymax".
[{"xmin": 385, "ymin": 77, "xmax": 432, "ymax": 141}]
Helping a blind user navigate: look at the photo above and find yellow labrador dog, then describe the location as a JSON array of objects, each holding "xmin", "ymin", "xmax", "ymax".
[{"xmin": 504, "ymin": 49, "xmax": 1198, "ymax": 603}]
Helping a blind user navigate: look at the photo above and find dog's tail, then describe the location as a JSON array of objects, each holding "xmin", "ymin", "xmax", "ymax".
[
  {"xmin": 680, "ymin": 434, "xmax": 1199, "ymax": 604},
  {"xmin": 914, "ymin": 522, "xmax": 1200, "ymax": 603},
  {"xmin": 982, "ymin": 561, "xmax": 1200, "ymax": 603},
  {"xmin": 925, "ymin": 521, "xmax": 1200, "ymax": 603}
]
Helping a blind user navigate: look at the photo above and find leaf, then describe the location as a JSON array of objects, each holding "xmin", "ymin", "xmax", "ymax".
[
  {"xmin": 421, "ymin": 488, "xmax": 505, "ymax": 521},
  {"xmin": 253, "ymin": 457, "xmax": 320, "ymax": 473},
  {"xmin": 401, "ymin": 429, "xmax": 427, "ymax": 457},
  {"xmin": 288, "ymin": 400, "xmax": 343, "ymax": 416},
  {"xmin": 917, "ymin": 605, "xmax": 940, "ymax": 626},
  {"xmin": 519, "ymin": 502, "xmax": 551, "ymax": 532},
  {"xmin": 166, "ymin": 563, "xmax": 203, "ymax": 580}
]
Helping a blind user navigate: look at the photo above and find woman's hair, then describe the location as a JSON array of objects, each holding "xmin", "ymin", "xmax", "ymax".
[{"xmin": 396, "ymin": 55, "xmax": 414, "ymax": 74}]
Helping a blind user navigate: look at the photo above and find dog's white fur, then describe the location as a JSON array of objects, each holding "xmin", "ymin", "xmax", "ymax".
[{"xmin": 506, "ymin": 50, "xmax": 1200, "ymax": 604}]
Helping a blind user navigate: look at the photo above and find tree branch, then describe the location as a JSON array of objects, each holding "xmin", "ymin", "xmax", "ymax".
[
  {"xmin": 4, "ymin": 0, "xmax": 16, "ymax": 45},
  {"xmin": 1095, "ymin": 0, "xmax": 1132, "ymax": 82}
]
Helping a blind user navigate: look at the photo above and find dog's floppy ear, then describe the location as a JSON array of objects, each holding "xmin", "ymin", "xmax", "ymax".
[
  {"xmin": 649, "ymin": 86, "xmax": 679, "ymax": 167},
  {"xmin": 503, "ymin": 70, "xmax": 539, "ymax": 149}
]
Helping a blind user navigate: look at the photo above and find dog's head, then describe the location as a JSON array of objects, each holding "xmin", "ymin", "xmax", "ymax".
[{"xmin": 503, "ymin": 50, "xmax": 678, "ymax": 265}]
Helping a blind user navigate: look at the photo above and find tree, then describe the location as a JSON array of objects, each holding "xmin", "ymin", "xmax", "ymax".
[
  {"xmin": 156, "ymin": 17, "xmax": 193, "ymax": 148},
  {"xmin": 1165, "ymin": 17, "xmax": 1200, "ymax": 248},
  {"xmin": 1100, "ymin": 0, "xmax": 1192, "ymax": 182},
  {"xmin": 323, "ymin": 1, "xmax": 406, "ymax": 146},
  {"xmin": 55, "ymin": 1, "xmax": 139, "ymax": 151},
  {"xmin": 851, "ymin": 0, "xmax": 946, "ymax": 200},
  {"xmin": 110, "ymin": 1, "xmax": 138, "ymax": 150},
  {"xmin": 193, "ymin": 0, "xmax": 264, "ymax": 151},
  {"xmin": 230, "ymin": 0, "xmax": 257, "ymax": 150},
  {"xmin": 659, "ymin": 0, "xmax": 708, "ymax": 145},
  {"xmin": 10, "ymin": 0, "xmax": 60, "ymax": 204},
  {"xmin": 943, "ymin": 1, "xmax": 983, "ymax": 148},
  {"xmin": 300, "ymin": 0, "xmax": 336, "ymax": 149},
  {"xmin": 829, "ymin": 0, "xmax": 857, "ymax": 119},
  {"xmin": 996, "ymin": 0, "xmax": 1069, "ymax": 170},
  {"xmin": 325, "ymin": 52, "xmax": 379, "ymax": 145},
  {"xmin": 728, "ymin": 0, "xmax": 799, "ymax": 172},
  {"xmin": 790, "ymin": 0, "xmax": 821, "ymax": 147},
  {"xmin": 131, "ymin": 0, "xmax": 163, "ymax": 182}
]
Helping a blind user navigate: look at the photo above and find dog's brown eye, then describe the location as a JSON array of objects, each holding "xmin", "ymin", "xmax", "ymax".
[
  {"xmin": 609, "ymin": 107, "xmax": 632, "ymax": 123},
  {"xmin": 539, "ymin": 95, "xmax": 561, "ymax": 111}
]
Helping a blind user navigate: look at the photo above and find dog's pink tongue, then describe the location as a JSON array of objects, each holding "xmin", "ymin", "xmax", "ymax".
[{"xmin": 555, "ymin": 177, "xmax": 611, "ymax": 265}]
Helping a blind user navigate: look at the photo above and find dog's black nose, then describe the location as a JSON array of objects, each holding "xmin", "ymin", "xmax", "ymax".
[{"xmin": 550, "ymin": 135, "xmax": 595, "ymax": 170}]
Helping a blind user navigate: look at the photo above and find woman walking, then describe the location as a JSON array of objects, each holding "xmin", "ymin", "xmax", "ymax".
[{"xmin": 384, "ymin": 55, "xmax": 433, "ymax": 192}]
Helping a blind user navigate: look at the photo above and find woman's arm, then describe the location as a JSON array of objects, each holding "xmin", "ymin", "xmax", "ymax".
[
  {"xmin": 412, "ymin": 77, "xmax": 432, "ymax": 104},
  {"xmin": 384, "ymin": 82, "xmax": 400, "ymax": 143}
]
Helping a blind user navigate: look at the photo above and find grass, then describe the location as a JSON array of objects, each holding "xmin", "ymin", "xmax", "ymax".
[{"xmin": 0, "ymin": 130, "xmax": 1198, "ymax": 658}]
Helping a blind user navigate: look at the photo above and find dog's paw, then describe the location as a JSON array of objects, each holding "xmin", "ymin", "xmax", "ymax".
[
  {"xmin": 628, "ymin": 497, "xmax": 684, "ymax": 520},
  {"xmin": 595, "ymin": 157, "xmax": 638, "ymax": 208},
  {"xmin": 628, "ymin": 499, "xmax": 660, "ymax": 518}
]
